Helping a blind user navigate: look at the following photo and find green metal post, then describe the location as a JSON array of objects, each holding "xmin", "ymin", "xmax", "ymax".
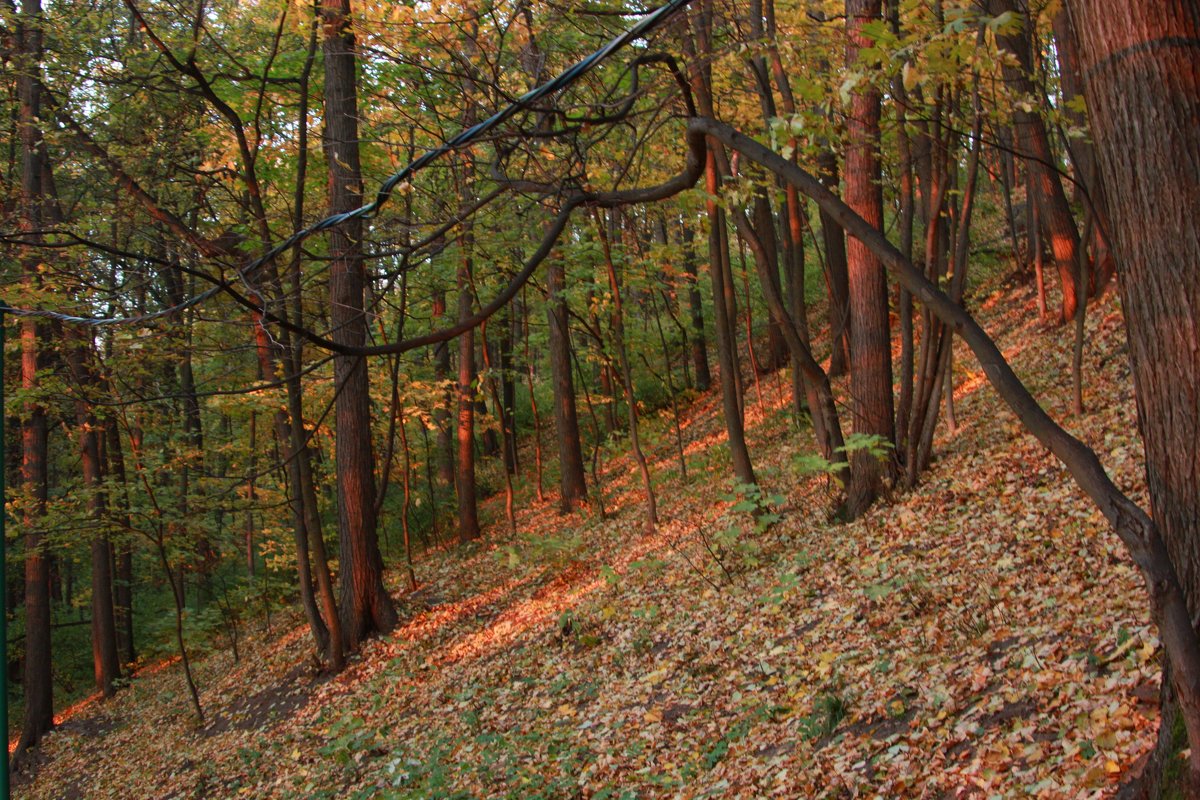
[{"xmin": 1, "ymin": 305, "xmax": 8, "ymax": 800}]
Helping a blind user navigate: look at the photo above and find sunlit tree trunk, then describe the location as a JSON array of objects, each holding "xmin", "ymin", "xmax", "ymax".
[
  {"xmin": 986, "ymin": 0, "xmax": 1081, "ymax": 323},
  {"xmin": 14, "ymin": 0, "xmax": 54, "ymax": 759},
  {"xmin": 685, "ymin": 1, "xmax": 756, "ymax": 487},
  {"xmin": 63, "ymin": 331, "xmax": 121, "ymax": 697},
  {"xmin": 1062, "ymin": 0, "xmax": 1200, "ymax": 791},
  {"xmin": 322, "ymin": 0, "xmax": 397, "ymax": 649},
  {"xmin": 843, "ymin": 0, "xmax": 896, "ymax": 517}
]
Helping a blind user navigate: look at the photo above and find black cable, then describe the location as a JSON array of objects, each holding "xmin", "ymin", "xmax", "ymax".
[{"xmin": 3, "ymin": 0, "xmax": 695, "ymax": 327}]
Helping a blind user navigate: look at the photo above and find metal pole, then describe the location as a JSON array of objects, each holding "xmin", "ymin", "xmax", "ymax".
[{"xmin": 1, "ymin": 305, "xmax": 9, "ymax": 799}]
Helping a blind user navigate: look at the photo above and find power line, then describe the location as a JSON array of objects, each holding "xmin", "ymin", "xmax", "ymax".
[{"xmin": 2, "ymin": 0, "xmax": 695, "ymax": 328}]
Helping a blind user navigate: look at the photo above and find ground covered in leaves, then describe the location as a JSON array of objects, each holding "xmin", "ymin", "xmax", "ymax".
[{"xmin": 16, "ymin": 281, "xmax": 1161, "ymax": 799}]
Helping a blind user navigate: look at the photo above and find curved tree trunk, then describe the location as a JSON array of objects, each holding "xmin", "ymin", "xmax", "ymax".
[{"xmin": 694, "ymin": 114, "xmax": 1200, "ymax": 794}]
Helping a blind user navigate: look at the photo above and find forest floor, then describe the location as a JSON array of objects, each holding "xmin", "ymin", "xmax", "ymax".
[{"xmin": 15, "ymin": 277, "xmax": 1162, "ymax": 799}]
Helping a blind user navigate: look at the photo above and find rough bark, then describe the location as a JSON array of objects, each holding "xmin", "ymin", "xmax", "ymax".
[
  {"xmin": 14, "ymin": 0, "xmax": 53, "ymax": 758},
  {"xmin": 986, "ymin": 0, "xmax": 1082, "ymax": 323},
  {"xmin": 1061, "ymin": 0, "xmax": 1200, "ymax": 791},
  {"xmin": 546, "ymin": 258, "xmax": 589, "ymax": 511},
  {"xmin": 843, "ymin": 0, "xmax": 896, "ymax": 518},
  {"xmin": 322, "ymin": 0, "xmax": 397, "ymax": 649}
]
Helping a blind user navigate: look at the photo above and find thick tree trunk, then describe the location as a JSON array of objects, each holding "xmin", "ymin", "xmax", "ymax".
[
  {"xmin": 18, "ymin": 315, "xmax": 52, "ymax": 757},
  {"xmin": 1061, "ymin": 0, "xmax": 1200, "ymax": 792},
  {"xmin": 322, "ymin": 0, "xmax": 397, "ymax": 649},
  {"xmin": 843, "ymin": 0, "xmax": 896, "ymax": 518},
  {"xmin": 14, "ymin": 0, "xmax": 53, "ymax": 758}
]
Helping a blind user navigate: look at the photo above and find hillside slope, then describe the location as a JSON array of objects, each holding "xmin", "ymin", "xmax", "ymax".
[{"xmin": 17, "ymin": 281, "xmax": 1158, "ymax": 799}]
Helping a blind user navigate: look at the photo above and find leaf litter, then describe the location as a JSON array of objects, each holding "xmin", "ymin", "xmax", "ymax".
[{"xmin": 16, "ymin": 280, "xmax": 1158, "ymax": 799}]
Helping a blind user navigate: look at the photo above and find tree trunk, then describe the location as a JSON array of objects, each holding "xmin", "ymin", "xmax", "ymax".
[
  {"xmin": 843, "ymin": 0, "xmax": 896, "ymax": 518},
  {"xmin": 684, "ymin": 3, "xmax": 756, "ymax": 486},
  {"xmin": 682, "ymin": 223, "xmax": 712, "ymax": 392},
  {"xmin": 455, "ymin": 250, "xmax": 481, "ymax": 542},
  {"xmin": 322, "ymin": 0, "xmax": 397, "ymax": 649},
  {"xmin": 64, "ymin": 332, "xmax": 121, "ymax": 697},
  {"xmin": 986, "ymin": 0, "xmax": 1082, "ymax": 323},
  {"xmin": 104, "ymin": 420, "xmax": 135, "ymax": 665},
  {"xmin": 594, "ymin": 210, "xmax": 658, "ymax": 530},
  {"xmin": 14, "ymin": 0, "xmax": 54, "ymax": 758},
  {"xmin": 1061, "ymin": 0, "xmax": 1200, "ymax": 791},
  {"xmin": 545, "ymin": 259, "xmax": 589, "ymax": 511},
  {"xmin": 432, "ymin": 292, "xmax": 455, "ymax": 489}
]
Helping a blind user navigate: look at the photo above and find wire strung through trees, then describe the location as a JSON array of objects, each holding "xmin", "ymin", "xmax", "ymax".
[{"xmin": 2, "ymin": 0, "xmax": 695, "ymax": 328}]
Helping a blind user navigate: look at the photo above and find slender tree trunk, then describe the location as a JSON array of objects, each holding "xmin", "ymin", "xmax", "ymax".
[
  {"xmin": 105, "ymin": 420, "xmax": 135, "ymax": 665},
  {"xmin": 545, "ymin": 259, "xmax": 589, "ymax": 511},
  {"xmin": 987, "ymin": 0, "xmax": 1081, "ymax": 323},
  {"xmin": 64, "ymin": 332, "xmax": 121, "ymax": 697},
  {"xmin": 817, "ymin": 150, "xmax": 852, "ymax": 378},
  {"xmin": 455, "ymin": 241, "xmax": 481, "ymax": 543},
  {"xmin": 594, "ymin": 210, "xmax": 658, "ymax": 530},
  {"xmin": 684, "ymin": 4, "xmax": 756, "ymax": 485},
  {"xmin": 682, "ymin": 223, "xmax": 712, "ymax": 392},
  {"xmin": 432, "ymin": 292, "xmax": 455, "ymax": 489}
]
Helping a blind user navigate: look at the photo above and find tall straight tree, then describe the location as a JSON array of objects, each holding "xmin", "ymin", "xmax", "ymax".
[
  {"xmin": 63, "ymin": 330, "xmax": 121, "ymax": 697},
  {"xmin": 985, "ymin": 0, "xmax": 1083, "ymax": 323},
  {"xmin": 545, "ymin": 257, "xmax": 589, "ymax": 511},
  {"xmin": 1061, "ymin": 0, "xmax": 1200, "ymax": 791},
  {"xmin": 322, "ymin": 0, "xmax": 397, "ymax": 649},
  {"xmin": 843, "ymin": 0, "xmax": 895, "ymax": 517},
  {"xmin": 13, "ymin": 0, "xmax": 54, "ymax": 759},
  {"xmin": 684, "ymin": 0, "xmax": 757, "ymax": 487}
]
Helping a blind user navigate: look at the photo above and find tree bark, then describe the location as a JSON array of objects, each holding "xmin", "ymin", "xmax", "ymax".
[
  {"xmin": 64, "ymin": 332, "xmax": 121, "ymax": 697},
  {"xmin": 322, "ymin": 0, "xmax": 397, "ymax": 649},
  {"xmin": 545, "ymin": 258, "xmax": 589, "ymax": 511},
  {"xmin": 986, "ymin": 0, "xmax": 1082, "ymax": 323},
  {"xmin": 455, "ymin": 245, "xmax": 481, "ymax": 542},
  {"xmin": 843, "ymin": 0, "xmax": 896, "ymax": 517},
  {"xmin": 1061, "ymin": 0, "xmax": 1200, "ymax": 790},
  {"xmin": 14, "ymin": 0, "xmax": 54, "ymax": 758}
]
